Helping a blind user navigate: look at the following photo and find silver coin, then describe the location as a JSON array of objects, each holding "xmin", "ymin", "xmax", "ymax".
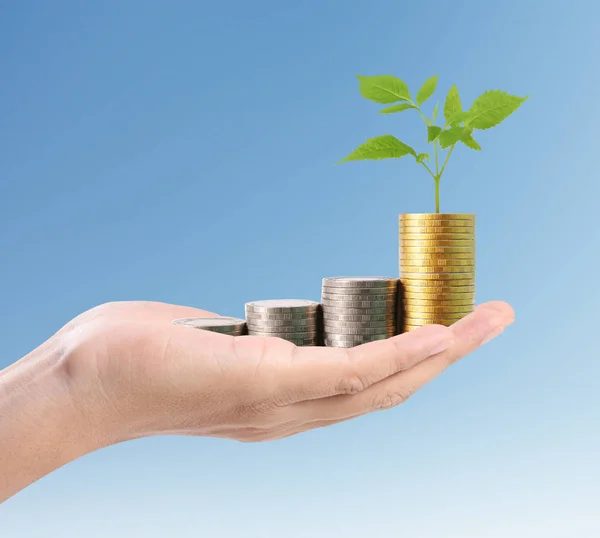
[
  {"xmin": 244, "ymin": 311, "xmax": 318, "ymax": 321},
  {"xmin": 245, "ymin": 316, "xmax": 317, "ymax": 327},
  {"xmin": 324, "ymin": 326, "xmax": 395, "ymax": 336},
  {"xmin": 321, "ymin": 292, "xmax": 396, "ymax": 302},
  {"xmin": 322, "ymin": 305, "xmax": 396, "ymax": 315},
  {"xmin": 321, "ymin": 298, "xmax": 396, "ymax": 308},
  {"xmin": 248, "ymin": 328, "xmax": 320, "ymax": 338},
  {"xmin": 246, "ymin": 323, "xmax": 318, "ymax": 334},
  {"xmin": 323, "ymin": 313, "xmax": 392, "ymax": 322},
  {"xmin": 246, "ymin": 323, "xmax": 318, "ymax": 332},
  {"xmin": 321, "ymin": 285, "xmax": 397, "ymax": 295},
  {"xmin": 321, "ymin": 292, "xmax": 395, "ymax": 302},
  {"xmin": 323, "ymin": 315, "xmax": 395, "ymax": 325},
  {"xmin": 324, "ymin": 342, "xmax": 356, "ymax": 348},
  {"xmin": 289, "ymin": 341, "xmax": 319, "ymax": 347},
  {"xmin": 207, "ymin": 328, "xmax": 247, "ymax": 335},
  {"xmin": 323, "ymin": 341, "xmax": 357, "ymax": 348},
  {"xmin": 325, "ymin": 334, "xmax": 390, "ymax": 344},
  {"xmin": 245, "ymin": 299, "xmax": 320, "ymax": 314},
  {"xmin": 324, "ymin": 336, "xmax": 389, "ymax": 347},
  {"xmin": 323, "ymin": 320, "xmax": 395, "ymax": 330},
  {"xmin": 273, "ymin": 336, "xmax": 319, "ymax": 346},
  {"xmin": 172, "ymin": 317, "xmax": 246, "ymax": 329},
  {"xmin": 322, "ymin": 277, "xmax": 397, "ymax": 288}
]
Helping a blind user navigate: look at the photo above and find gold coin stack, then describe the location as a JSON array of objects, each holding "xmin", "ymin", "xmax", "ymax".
[{"xmin": 399, "ymin": 213, "xmax": 475, "ymax": 331}]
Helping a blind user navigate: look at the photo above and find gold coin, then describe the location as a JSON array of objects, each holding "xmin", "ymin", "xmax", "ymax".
[
  {"xmin": 399, "ymin": 213, "xmax": 475, "ymax": 221},
  {"xmin": 402, "ymin": 288, "xmax": 475, "ymax": 297},
  {"xmin": 402, "ymin": 282, "xmax": 475, "ymax": 291},
  {"xmin": 400, "ymin": 265, "xmax": 475, "ymax": 273},
  {"xmin": 399, "ymin": 219, "xmax": 475, "ymax": 228},
  {"xmin": 403, "ymin": 289, "xmax": 475, "ymax": 304},
  {"xmin": 403, "ymin": 322, "xmax": 455, "ymax": 330},
  {"xmin": 401, "ymin": 266, "xmax": 475, "ymax": 273},
  {"xmin": 401, "ymin": 275, "xmax": 475, "ymax": 283},
  {"xmin": 402, "ymin": 280, "xmax": 475, "ymax": 288},
  {"xmin": 403, "ymin": 285, "xmax": 475, "ymax": 294},
  {"xmin": 401, "ymin": 271, "xmax": 475, "ymax": 280},
  {"xmin": 404, "ymin": 304, "xmax": 473, "ymax": 314},
  {"xmin": 403, "ymin": 297, "xmax": 474, "ymax": 306},
  {"xmin": 403, "ymin": 289, "xmax": 475, "ymax": 296},
  {"xmin": 403, "ymin": 286, "xmax": 475, "ymax": 294},
  {"xmin": 400, "ymin": 249, "xmax": 475, "ymax": 259},
  {"xmin": 404, "ymin": 315, "xmax": 468, "ymax": 324},
  {"xmin": 400, "ymin": 239, "xmax": 475, "ymax": 247},
  {"xmin": 405, "ymin": 308, "xmax": 470, "ymax": 318},
  {"xmin": 400, "ymin": 233, "xmax": 474, "ymax": 241},
  {"xmin": 400, "ymin": 257, "xmax": 475, "ymax": 266},
  {"xmin": 399, "ymin": 225, "xmax": 474, "ymax": 234}
]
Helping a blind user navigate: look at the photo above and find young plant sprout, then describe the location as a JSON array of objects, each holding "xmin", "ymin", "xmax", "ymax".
[{"xmin": 339, "ymin": 75, "xmax": 528, "ymax": 213}]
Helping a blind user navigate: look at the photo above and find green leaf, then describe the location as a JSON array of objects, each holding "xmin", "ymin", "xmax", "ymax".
[
  {"xmin": 438, "ymin": 126, "xmax": 473, "ymax": 149},
  {"xmin": 416, "ymin": 75, "xmax": 439, "ymax": 106},
  {"xmin": 443, "ymin": 85, "xmax": 462, "ymax": 124},
  {"xmin": 448, "ymin": 111, "xmax": 469, "ymax": 125},
  {"xmin": 461, "ymin": 134, "xmax": 481, "ymax": 150},
  {"xmin": 466, "ymin": 90, "xmax": 528, "ymax": 130},
  {"xmin": 338, "ymin": 135, "xmax": 416, "ymax": 163},
  {"xmin": 356, "ymin": 75, "xmax": 411, "ymax": 104},
  {"xmin": 416, "ymin": 153, "xmax": 430, "ymax": 163},
  {"xmin": 427, "ymin": 126, "xmax": 442, "ymax": 142},
  {"xmin": 432, "ymin": 102, "xmax": 439, "ymax": 123},
  {"xmin": 378, "ymin": 103, "xmax": 416, "ymax": 114}
]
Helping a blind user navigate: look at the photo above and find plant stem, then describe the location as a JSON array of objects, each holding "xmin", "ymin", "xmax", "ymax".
[
  {"xmin": 420, "ymin": 162, "xmax": 436, "ymax": 180},
  {"xmin": 438, "ymin": 144, "xmax": 456, "ymax": 181},
  {"xmin": 411, "ymin": 102, "xmax": 431, "ymax": 126},
  {"xmin": 435, "ymin": 177, "xmax": 440, "ymax": 213},
  {"xmin": 434, "ymin": 140, "xmax": 439, "ymax": 177}
]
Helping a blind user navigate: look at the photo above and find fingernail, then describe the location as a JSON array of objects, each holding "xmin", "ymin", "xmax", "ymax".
[
  {"xmin": 428, "ymin": 338, "xmax": 454, "ymax": 357},
  {"xmin": 481, "ymin": 325, "xmax": 505, "ymax": 345}
]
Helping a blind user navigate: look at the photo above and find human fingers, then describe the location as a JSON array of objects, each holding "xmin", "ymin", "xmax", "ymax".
[
  {"xmin": 289, "ymin": 301, "xmax": 514, "ymax": 421},
  {"xmin": 263, "ymin": 323, "xmax": 455, "ymax": 405}
]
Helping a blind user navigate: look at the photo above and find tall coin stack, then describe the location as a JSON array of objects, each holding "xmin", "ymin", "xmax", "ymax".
[
  {"xmin": 245, "ymin": 299, "xmax": 321, "ymax": 346},
  {"xmin": 321, "ymin": 277, "xmax": 398, "ymax": 347},
  {"xmin": 172, "ymin": 317, "xmax": 247, "ymax": 335},
  {"xmin": 399, "ymin": 213, "xmax": 475, "ymax": 331}
]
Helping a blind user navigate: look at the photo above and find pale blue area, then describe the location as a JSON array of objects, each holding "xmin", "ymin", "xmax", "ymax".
[{"xmin": 1, "ymin": 0, "xmax": 599, "ymax": 535}]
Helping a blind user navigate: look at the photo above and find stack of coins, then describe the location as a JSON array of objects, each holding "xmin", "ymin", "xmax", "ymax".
[
  {"xmin": 321, "ymin": 277, "xmax": 398, "ymax": 347},
  {"xmin": 399, "ymin": 213, "xmax": 475, "ymax": 331},
  {"xmin": 172, "ymin": 317, "xmax": 247, "ymax": 335},
  {"xmin": 245, "ymin": 299, "xmax": 321, "ymax": 346}
]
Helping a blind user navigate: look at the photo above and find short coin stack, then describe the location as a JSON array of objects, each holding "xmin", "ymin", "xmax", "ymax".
[
  {"xmin": 399, "ymin": 213, "xmax": 475, "ymax": 331},
  {"xmin": 245, "ymin": 299, "xmax": 321, "ymax": 346},
  {"xmin": 172, "ymin": 317, "xmax": 247, "ymax": 335},
  {"xmin": 321, "ymin": 277, "xmax": 398, "ymax": 347}
]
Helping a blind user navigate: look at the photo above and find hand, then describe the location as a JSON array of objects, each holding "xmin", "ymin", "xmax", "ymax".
[
  {"xmin": 1, "ymin": 299, "xmax": 513, "ymax": 501},
  {"xmin": 62, "ymin": 300, "xmax": 514, "ymax": 444}
]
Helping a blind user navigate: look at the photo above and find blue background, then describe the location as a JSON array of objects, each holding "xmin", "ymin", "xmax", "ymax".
[{"xmin": 1, "ymin": 0, "xmax": 599, "ymax": 535}]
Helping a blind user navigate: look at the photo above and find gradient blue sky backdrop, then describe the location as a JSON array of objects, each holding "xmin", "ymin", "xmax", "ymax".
[{"xmin": 1, "ymin": 0, "xmax": 599, "ymax": 536}]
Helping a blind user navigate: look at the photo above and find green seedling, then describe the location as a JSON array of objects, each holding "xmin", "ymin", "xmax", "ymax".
[{"xmin": 339, "ymin": 74, "xmax": 528, "ymax": 212}]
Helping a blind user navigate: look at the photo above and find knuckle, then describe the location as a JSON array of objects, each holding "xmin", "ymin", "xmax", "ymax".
[
  {"xmin": 390, "ymin": 339, "xmax": 411, "ymax": 369},
  {"xmin": 371, "ymin": 387, "xmax": 414, "ymax": 410},
  {"xmin": 336, "ymin": 373, "xmax": 367, "ymax": 395}
]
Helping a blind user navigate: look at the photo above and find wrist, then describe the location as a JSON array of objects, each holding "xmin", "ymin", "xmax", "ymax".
[{"xmin": 0, "ymin": 334, "xmax": 114, "ymax": 501}]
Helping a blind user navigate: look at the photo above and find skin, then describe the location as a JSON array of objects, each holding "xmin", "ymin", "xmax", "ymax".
[{"xmin": 0, "ymin": 299, "xmax": 514, "ymax": 503}]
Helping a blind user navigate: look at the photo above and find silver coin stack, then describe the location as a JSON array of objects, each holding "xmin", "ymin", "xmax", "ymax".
[
  {"xmin": 321, "ymin": 277, "xmax": 399, "ymax": 347},
  {"xmin": 245, "ymin": 299, "xmax": 321, "ymax": 346},
  {"xmin": 172, "ymin": 316, "xmax": 247, "ymax": 335}
]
